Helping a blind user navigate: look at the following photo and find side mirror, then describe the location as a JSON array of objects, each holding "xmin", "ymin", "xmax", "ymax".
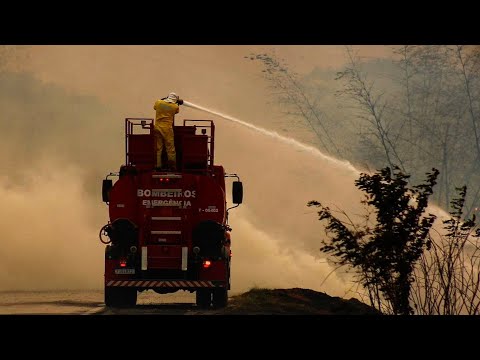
[
  {"xmin": 232, "ymin": 181, "xmax": 243, "ymax": 204},
  {"xmin": 102, "ymin": 179, "xmax": 113, "ymax": 203}
]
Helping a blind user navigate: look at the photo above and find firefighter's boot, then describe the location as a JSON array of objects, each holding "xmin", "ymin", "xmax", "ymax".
[{"xmin": 167, "ymin": 160, "xmax": 177, "ymax": 171}]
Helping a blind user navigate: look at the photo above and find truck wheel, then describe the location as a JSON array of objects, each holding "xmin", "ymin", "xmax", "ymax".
[
  {"xmin": 212, "ymin": 287, "xmax": 228, "ymax": 308},
  {"xmin": 105, "ymin": 286, "xmax": 137, "ymax": 308},
  {"xmin": 196, "ymin": 289, "xmax": 212, "ymax": 308}
]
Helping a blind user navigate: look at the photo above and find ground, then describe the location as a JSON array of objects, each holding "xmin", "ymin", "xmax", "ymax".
[
  {"xmin": 203, "ymin": 288, "xmax": 381, "ymax": 315},
  {"xmin": 0, "ymin": 288, "xmax": 381, "ymax": 315},
  {"xmin": 100, "ymin": 287, "xmax": 381, "ymax": 315}
]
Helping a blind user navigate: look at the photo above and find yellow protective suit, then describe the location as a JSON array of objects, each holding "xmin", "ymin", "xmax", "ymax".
[{"xmin": 153, "ymin": 99, "xmax": 179, "ymax": 168}]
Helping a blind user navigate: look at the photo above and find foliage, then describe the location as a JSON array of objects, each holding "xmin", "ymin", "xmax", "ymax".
[
  {"xmin": 308, "ymin": 166, "xmax": 439, "ymax": 314},
  {"xmin": 412, "ymin": 186, "xmax": 480, "ymax": 314}
]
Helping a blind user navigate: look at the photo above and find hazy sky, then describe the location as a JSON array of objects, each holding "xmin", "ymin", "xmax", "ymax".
[
  {"xmin": 19, "ymin": 45, "xmax": 394, "ymax": 125},
  {"xmin": 1, "ymin": 45, "xmax": 399, "ymax": 295}
]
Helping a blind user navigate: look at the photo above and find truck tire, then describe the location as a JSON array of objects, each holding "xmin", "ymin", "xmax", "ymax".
[
  {"xmin": 196, "ymin": 289, "xmax": 212, "ymax": 308},
  {"xmin": 105, "ymin": 286, "xmax": 137, "ymax": 308},
  {"xmin": 212, "ymin": 287, "xmax": 228, "ymax": 308}
]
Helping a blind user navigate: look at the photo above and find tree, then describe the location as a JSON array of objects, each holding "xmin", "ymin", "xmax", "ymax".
[
  {"xmin": 412, "ymin": 186, "xmax": 480, "ymax": 314},
  {"xmin": 335, "ymin": 46, "xmax": 406, "ymax": 173},
  {"xmin": 246, "ymin": 52, "xmax": 342, "ymax": 157},
  {"xmin": 250, "ymin": 45, "xmax": 480, "ymax": 217},
  {"xmin": 395, "ymin": 45, "xmax": 477, "ymax": 212},
  {"xmin": 308, "ymin": 166, "xmax": 439, "ymax": 314},
  {"xmin": 334, "ymin": 45, "xmax": 480, "ymax": 216}
]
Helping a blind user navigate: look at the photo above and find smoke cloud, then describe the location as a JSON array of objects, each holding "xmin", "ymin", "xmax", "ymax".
[
  {"xmin": 0, "ymin": 160, "xmax": 103, "ymax": 290},
  {"xmin": 0, "ymin": 46, "xmax": 404, "ymax": 297}
]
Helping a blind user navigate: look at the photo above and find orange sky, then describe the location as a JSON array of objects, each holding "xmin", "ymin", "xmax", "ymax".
[
  {"xmin": 0, "ymin": 45, "xmax": 399, "ymax": 293},
  {"xmin": 17, "ymin": 45, "xmax": 394, "ymax": 130}
]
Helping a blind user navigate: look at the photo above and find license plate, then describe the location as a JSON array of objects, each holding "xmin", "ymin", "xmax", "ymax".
[{"xmin": 115, "ymin": 268, "xmax": 135, "ymax": 275}]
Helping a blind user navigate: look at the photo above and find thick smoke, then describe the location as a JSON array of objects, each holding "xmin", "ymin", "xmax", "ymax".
[
  {"xmin": 230, "ymin": 216, "xmax": 348, "ymax": 296},
  {"xmin": 0, "ymin": 160, "xmax": 103, "ymax": 290},
  {"xmin": 0, "ymin": 46, "xmax": 400, "ymax": 296}
]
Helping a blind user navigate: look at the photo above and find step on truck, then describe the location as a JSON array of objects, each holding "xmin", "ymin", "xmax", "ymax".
[{"xmin": 99, "ymin": 118, "xmax": 243, "ymax": 308}]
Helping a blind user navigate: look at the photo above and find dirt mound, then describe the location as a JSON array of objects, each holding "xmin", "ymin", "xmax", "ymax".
[{"xmin": 212, "ymin": 288, "xmax": 381, "ymax": 315}]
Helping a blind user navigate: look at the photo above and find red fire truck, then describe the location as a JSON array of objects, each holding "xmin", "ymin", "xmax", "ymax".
[{"xmin": 100, "ymin": 118, "xmax": 243, "ymax": 308}]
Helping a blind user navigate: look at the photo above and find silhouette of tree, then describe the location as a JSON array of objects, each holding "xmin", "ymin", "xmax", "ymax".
[{"xmin": 309, "ymin": 166, "xmax": 439, "ymax": 314}]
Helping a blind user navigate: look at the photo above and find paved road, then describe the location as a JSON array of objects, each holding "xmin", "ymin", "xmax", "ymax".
[{"xmin": 0, "ymin": 290, "xmax": 217, "ymax": 315}]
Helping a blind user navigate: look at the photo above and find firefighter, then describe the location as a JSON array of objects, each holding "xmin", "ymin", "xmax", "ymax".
[{"xmin": 153, "ymin": 92, "xmax": 181, "ymax": 170}]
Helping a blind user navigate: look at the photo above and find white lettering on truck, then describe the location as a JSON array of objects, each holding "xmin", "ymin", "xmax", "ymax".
[
  {"xmin": 137, "ymin": 189, "xmax": 196, "ymax": 198},
  {"xmin": 139, "ymin": 189, "xmax": 195, "ymax": 208}
]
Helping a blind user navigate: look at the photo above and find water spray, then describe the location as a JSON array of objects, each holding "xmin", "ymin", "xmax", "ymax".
[
  {"xmin": 183, "ymin": 100, "xmax": 360, "ymax": 174},
  {"xmin": 182, "ymin": 100, "xmax": 451, "ymax": 218}
]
